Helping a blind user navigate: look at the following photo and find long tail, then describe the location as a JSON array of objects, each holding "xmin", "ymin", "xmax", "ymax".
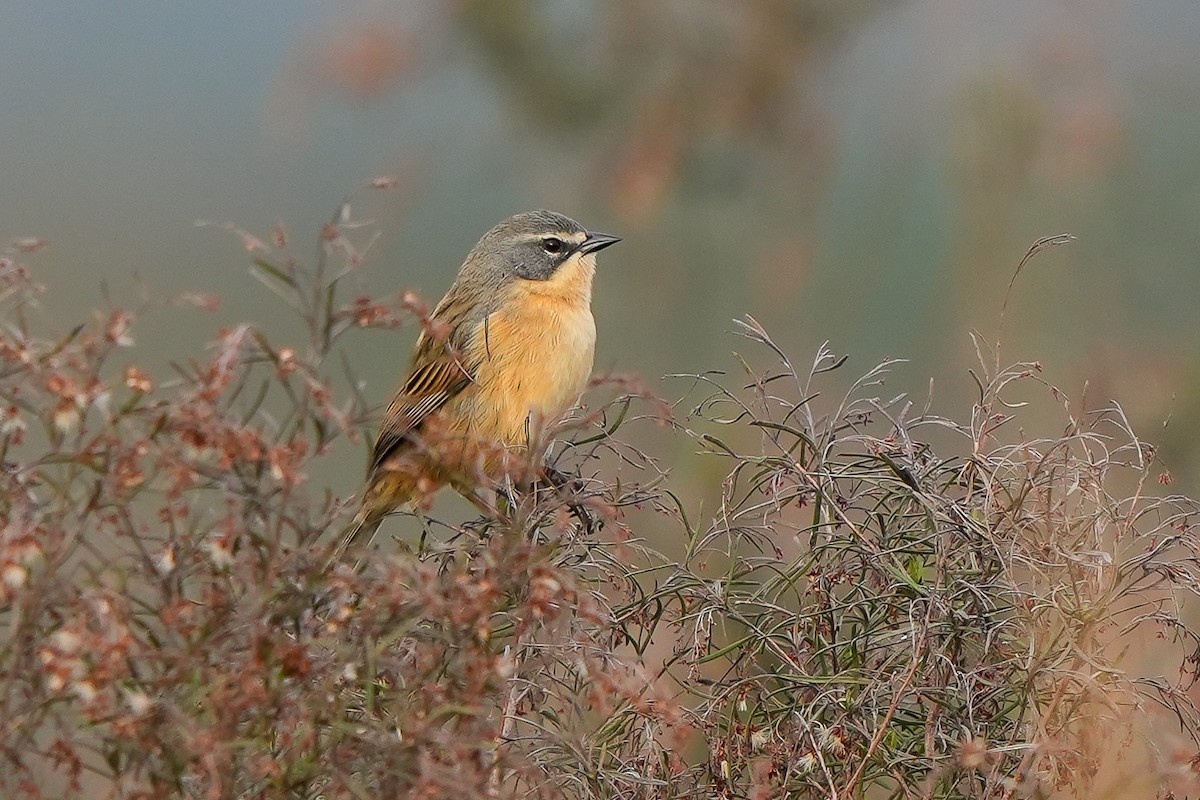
[{"xmin": 325, "ymin": 502, "xmax": 387, "ymax": 571}]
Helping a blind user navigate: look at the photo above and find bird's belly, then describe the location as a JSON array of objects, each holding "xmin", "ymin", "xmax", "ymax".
[{"xmin": 456, "ymin": 303, "xmax": 595, "ymax": 446}]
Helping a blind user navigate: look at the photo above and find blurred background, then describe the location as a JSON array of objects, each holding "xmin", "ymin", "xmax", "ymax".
[{"xmin": 2, "ymin": 0, "xmax": 1199, "ymax": 492}]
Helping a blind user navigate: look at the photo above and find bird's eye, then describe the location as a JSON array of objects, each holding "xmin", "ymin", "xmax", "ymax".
[{"xmin": 541, "ymin": 237, "xmax": 563, "ymax": 254}]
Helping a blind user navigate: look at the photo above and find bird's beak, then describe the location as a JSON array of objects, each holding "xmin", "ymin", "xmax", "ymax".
[{"xmin": 577, "ymin": 231, "xmax": 621, "ymax": 255}]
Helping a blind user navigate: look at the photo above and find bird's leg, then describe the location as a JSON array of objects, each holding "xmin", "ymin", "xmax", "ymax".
[
  {"xmin": 539, "ymin": 464, "xmax": 600, "ymax": 535},
  {"xmin": 496, "ymin": 475, "xmax": 545, "ymax": 544},
  {"xmin": 460, "ymin": 484, "xmax": 517, "ymax": 541},
  {"xmin": 497, "ymin": 477, "xmax": 520, "ymax": 516}
]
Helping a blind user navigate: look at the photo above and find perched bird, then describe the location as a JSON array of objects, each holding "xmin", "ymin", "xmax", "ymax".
[{"xmin": 332, "ymin": 210, "xmax": 619, "ymax": 561}]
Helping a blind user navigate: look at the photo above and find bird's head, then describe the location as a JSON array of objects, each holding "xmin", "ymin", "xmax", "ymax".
[{"xmin": 466, "ymin": 210, "xmax": 619, "ymax": 290}]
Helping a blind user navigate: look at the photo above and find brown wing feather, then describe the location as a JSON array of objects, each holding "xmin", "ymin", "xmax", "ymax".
[
  {"xmin": 368, "ymin": 288, "xmax": 485, "ymax": 474},
  {"xmin": 369, "ymin": 354, "xmax": 473, "ymax": 472}
]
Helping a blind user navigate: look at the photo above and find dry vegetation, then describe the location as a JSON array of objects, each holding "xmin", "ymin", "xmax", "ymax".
[{"xmin": 1, "ymin": 202, "xmax": 1198, "ymax": 799}]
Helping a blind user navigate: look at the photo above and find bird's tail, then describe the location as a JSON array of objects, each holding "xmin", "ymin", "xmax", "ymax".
[{"xmin": 325, "ymin": 502, "xmax": 386, "ymax": 571}]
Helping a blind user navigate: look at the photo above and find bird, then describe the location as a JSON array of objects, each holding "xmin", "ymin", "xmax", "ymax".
[{"xmin": 331, "ymin": 210, "xmax": 619, "ymax": 562}]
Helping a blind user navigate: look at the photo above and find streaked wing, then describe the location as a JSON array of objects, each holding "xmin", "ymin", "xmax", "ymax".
[{"xmin": 370, "ymin": 352, "xmax": 474, "ymax": 473}]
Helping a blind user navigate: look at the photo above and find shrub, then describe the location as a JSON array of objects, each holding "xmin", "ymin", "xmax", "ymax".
[{"xmin": 0, "ymin": 204, "xmax": 1197, "ymax": 799}]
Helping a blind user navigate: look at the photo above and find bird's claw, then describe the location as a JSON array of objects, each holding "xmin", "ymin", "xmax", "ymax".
[{"xmin": 540, "ymin": 465, "xmax": 602, "ymax": 535}]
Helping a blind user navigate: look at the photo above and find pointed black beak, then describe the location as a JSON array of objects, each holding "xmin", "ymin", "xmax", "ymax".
[{"xmin": 577, "ymin": 231, "xmax": 621, "ymax": 255}]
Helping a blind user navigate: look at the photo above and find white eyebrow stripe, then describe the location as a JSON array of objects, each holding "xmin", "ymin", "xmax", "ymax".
[{"xmin": 519, "ymin": 231, "xmax": 585, "ymax": 244}]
